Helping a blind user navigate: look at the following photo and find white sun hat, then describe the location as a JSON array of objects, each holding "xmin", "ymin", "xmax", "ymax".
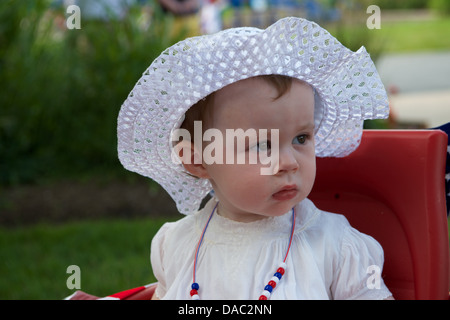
[{"xmin": 117, "ymin": 17, "xmax": 389, "ymax": 215}]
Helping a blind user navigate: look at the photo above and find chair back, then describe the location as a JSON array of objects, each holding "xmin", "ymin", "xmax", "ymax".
[{"xmin": 309, "ymin": 130, "xmax": 449, "ymax": 299}]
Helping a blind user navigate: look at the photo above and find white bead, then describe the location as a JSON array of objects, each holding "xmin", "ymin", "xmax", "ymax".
[
  {"xmin": 270, "ymin": 276, "xmax": 280, "ymax": 284},
  {"xmin": 262, "ymin": 290, "xmax": 271, "ymax": 298},
  {"xmin": 278, "ymin": 262, "xmax": 287, "ymax": 269},
  {"xmin": 191, "ymin": 294, "xmax": 200, "ymax": 300}
]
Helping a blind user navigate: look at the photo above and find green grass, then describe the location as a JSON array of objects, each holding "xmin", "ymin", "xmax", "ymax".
[
  {"xmin": 322, "ymin": 15, "xmax": 450, "ymax": 64},
  {"xmin": 370, "ymin": 18, "xmax": 450, "ymax": 53},
  {"xmin": 0, "ymin": 217, "xmax": 178, "ymax": 299}
]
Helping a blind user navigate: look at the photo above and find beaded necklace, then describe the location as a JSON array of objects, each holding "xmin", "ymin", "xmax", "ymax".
[{"xmin": 190, "ymin": 202, "xmax": 296, "ymax": 300}]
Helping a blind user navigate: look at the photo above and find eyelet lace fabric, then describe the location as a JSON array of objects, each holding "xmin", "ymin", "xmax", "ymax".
[{"xmin": 117, "ymin": 17, "xmax": 390, "ymax": 215}]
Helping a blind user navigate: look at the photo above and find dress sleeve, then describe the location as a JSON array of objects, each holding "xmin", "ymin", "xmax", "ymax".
[
  {"xmin": 150, "ymin": 223, "xmax": 171, "ymax": 299},
  {"xmin": 331, "ymin": 226, "xmax": 393, "ymax": 300}
]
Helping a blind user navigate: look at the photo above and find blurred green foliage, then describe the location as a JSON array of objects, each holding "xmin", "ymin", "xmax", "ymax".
[
  {"xmin": 0, "ymin": 0, "xmax": 184, "ymax": 185},
  {"xmin": 370, "ymin": 0, "xmax": 428, "ymax": 10},
  {"xmin": 370, "ymin": 0, "xmax": 450, "ymax": 15},
  {"xmin": 372, "ymin": 0, "xmax": 450, "ymax": 15},
  {"xmin": 429, "ymin": 0, "xmax": 450, "ymax": 16}
]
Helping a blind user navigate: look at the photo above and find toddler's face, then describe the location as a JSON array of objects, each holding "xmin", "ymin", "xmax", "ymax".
[{"xmin": 202, "ymin": 77, "xmax": 316, "ymax": 222}]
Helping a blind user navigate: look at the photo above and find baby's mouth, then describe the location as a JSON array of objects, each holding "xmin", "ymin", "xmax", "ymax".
[{"xmin": 272, "ymin": 185, "xmax": 298, "ymax": 201}]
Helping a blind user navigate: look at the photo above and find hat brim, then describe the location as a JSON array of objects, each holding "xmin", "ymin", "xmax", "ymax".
[{"xmin": 117, "ymin": 17, "xmax": 389, "ymax": 215}]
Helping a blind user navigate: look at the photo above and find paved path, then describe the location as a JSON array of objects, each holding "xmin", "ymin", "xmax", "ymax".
[{"xmin": 376, "ymin": 51, "xmax": 450, "ymax": 127}]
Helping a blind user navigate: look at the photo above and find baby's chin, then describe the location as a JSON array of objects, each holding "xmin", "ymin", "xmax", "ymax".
[
  {"xmin": 215, "ymin": 195, "xmax": 303, "ymax": 222},
  {"xmin": 219, "ymin": 208, "xmax": 287, "ymax": 223},
  {"xmin": 256, "ymin": 203, "xmax": 298, "ymax": 220},
  {"xmin": 267, "ymin": 195, "xmax": 305, "ymax": 216}
]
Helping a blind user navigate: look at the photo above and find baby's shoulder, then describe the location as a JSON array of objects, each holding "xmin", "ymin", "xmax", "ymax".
[
  {"xmin": 153, "ymin": 213, "xmax": 196, "ymax": 245},
  {"xmin": 301, "ymin": 199, "xmax": 384, "ymax": 255},
  {"xmin": 298, "ymin": 199, "xmax": 352, "ymax": 235}
]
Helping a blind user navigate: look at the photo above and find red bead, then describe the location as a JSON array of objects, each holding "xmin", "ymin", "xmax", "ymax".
[
  {"xmin": 268, "ymin": 280, "xmax": 277, "ymax": 288},
  {"xmin": 259, "ymin": 295, "xmax": 268, "ymax": 300},
  {"xmin": 277, "ymin": 267, "xmax": 285, "ymax": 275},
  {"xmin": 190, "ymin": 289, "xmax": 198, "ymax": 296}
]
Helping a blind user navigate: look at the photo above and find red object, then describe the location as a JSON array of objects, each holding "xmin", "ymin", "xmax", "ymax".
[
  {"xmin": 277, "ymin": 267, "xmax": 285, "ymax": 276},
  {"xmin": 309, "ymin": 129, "xmax": 449, "ymax": 300},
  {"xmin": 190, "ymin": 289, "xmax": 198, "ymax": 296},
  {"xmin": 108, "ymin": 286, "xmax": 149, "ymax": 300},
  {"xmin": 268, "ymin": 280, "xmax": 277, "ymax": 288},
  {"xmin": 259, "ymin": 295, "xmax": 268, "ymax": 300}
]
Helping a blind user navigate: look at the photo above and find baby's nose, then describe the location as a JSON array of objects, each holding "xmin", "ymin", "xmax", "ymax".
[{"xmin": 275, "ymin": 149, "xmax": 299, "ymax": 174}]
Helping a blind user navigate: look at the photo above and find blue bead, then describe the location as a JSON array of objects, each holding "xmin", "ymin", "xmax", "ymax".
[
  {"xmin": 191, "ymin": 283, "xmax": 199, "ymax": 290},
  {"xmin": 264, "ymin": 285, "xmax": 273, "ymax": 293},
  {"xmin": 274, "ymin": 272, "xmax": 282, "ymax": 280}
]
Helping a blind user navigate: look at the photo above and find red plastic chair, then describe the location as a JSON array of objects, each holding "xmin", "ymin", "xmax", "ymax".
[{"xmin": 309, "ymin": 129, "xmax": 449, "ymax": 300}]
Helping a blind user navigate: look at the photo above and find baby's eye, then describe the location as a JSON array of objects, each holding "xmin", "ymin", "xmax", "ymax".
[
  {"xmin": 249, "ymin": 141, "xmax": 271, "ymax": 152},
  {"xmin": 293, "ymin": 134, "xmax": 309, "ymax": 145},
  {"xmin": 257, "ymin": 141, "xmax": 270, "ymax": 151}
]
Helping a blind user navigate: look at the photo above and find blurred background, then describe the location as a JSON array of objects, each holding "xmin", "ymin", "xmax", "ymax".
[{"xmin": 0, "ymin": 0, "xmax": 449, "ymax": 299}]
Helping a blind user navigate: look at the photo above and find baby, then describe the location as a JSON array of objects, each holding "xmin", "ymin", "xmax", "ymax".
[{"xmin": 118, "ymin": 17, "xmax": 393, "ymax": 299}]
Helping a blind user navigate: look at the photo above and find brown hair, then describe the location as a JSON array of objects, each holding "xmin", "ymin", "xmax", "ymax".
[{"xmin": 180, "ymin": 75, "xmax": 293, "ymax": 136}]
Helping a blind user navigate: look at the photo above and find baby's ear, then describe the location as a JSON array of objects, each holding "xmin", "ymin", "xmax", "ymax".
[{"xmin": 174, "ymin": 141, "xmax": 210, "ymax": 179}]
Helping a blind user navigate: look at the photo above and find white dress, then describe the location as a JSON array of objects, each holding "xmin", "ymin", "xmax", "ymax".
[{"xmin": 151, "ymin": 197, "xmax": 392, "ymax": 300}]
